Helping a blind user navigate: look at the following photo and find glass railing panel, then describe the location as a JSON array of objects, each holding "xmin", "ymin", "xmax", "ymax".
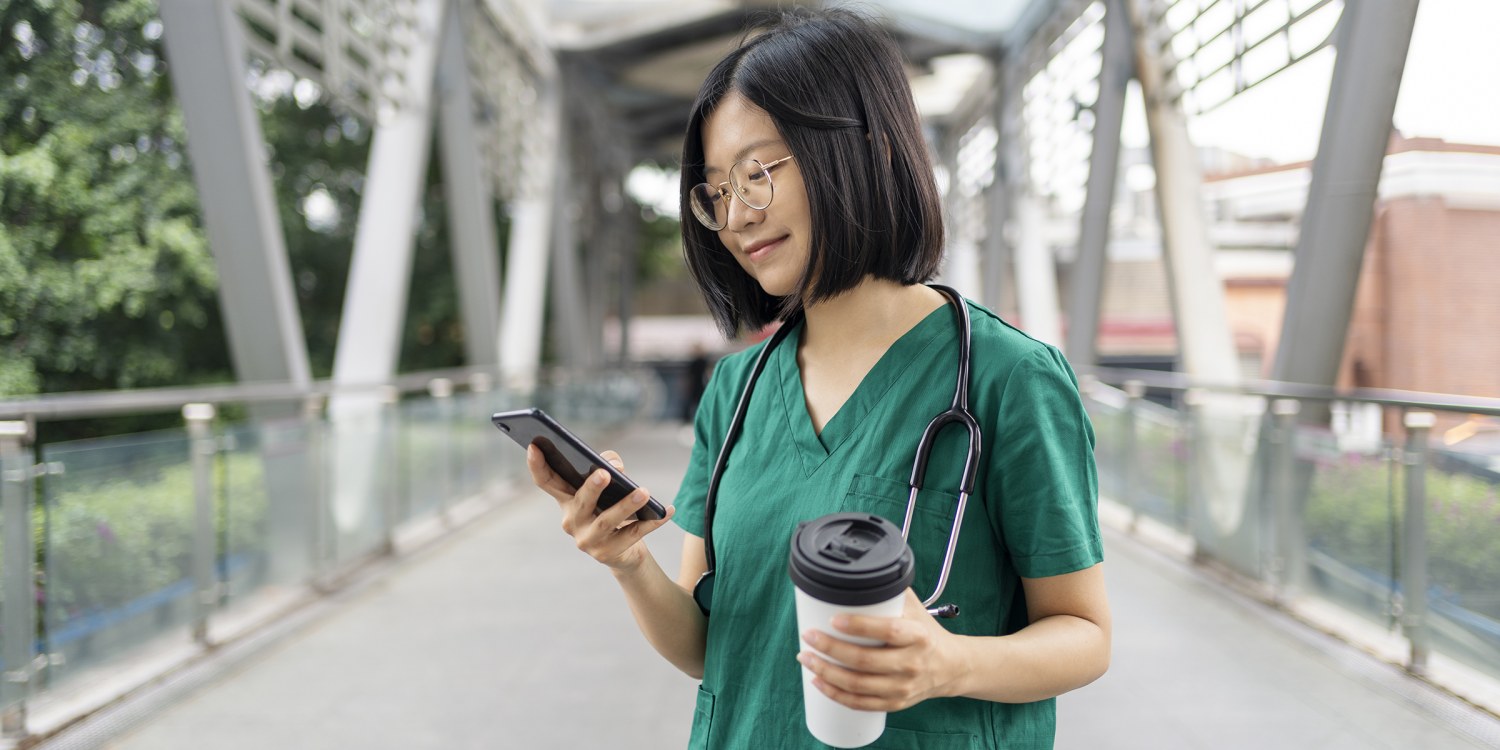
[
  {"xmin": 1423, "ymin": 443, "xmax": 1500, "ymax": 681},
  {"xmin": 401, "ymin": 398, "xmax": 446, "ymax": 521},
  {"xmin": 1081, "ymin": 392, "xmax": 1126, "ymax": 502},
  {"xmin": 217, "ymin": 425, "xmax": 271, "ymax": 604},
  {"xmin": 324, "ymin": 407, "xmax": 390, "ymax": 565},
  {"xmin": 453, "ymin": 392, "xmax": 485, "ymax": 499},
  {"xmin": 1303, "ymin": 429, "xmax": 1401, "ymax": 633},
  {"xmin": 38, "ymin": 431, "xmax": 195, "ymax": 688},
  {"xmin": 254, "ymin": 416, "xmax": 319, "ymax": 587},
  {"xmin": 1136, "ymin": 404, "xmax": 1191, "ymax": 530},
  {"xmin": 1186, "ymin": 397, "xmax": 1265, "ymax": 579}
]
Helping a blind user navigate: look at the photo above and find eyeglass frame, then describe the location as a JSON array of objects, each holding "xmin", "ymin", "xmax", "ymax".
[{"xmin": 688, "ymin": 155, "xmax": 796, "ymax": 231}]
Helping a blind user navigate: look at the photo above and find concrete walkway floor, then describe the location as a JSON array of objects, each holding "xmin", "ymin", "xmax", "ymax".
[{"xmin": 74, "ymin": 422, "xmax": 1499, "ymax": 749}]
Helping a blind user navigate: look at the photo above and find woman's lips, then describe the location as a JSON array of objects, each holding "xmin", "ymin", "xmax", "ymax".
[{"xmin": 745, "ymin": 236, "xmax": 786, "ymax": 263}]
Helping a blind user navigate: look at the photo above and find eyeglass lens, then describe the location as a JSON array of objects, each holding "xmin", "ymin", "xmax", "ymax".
[{"xmin": 689, "ymin": 159, "xmax": 777, "ymax": 230}]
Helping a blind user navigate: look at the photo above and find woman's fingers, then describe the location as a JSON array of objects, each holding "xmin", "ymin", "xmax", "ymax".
[
  {"xmin": 563, "ymin": 468, "xmax": 610, "ymax": 534},
  {"xmin": 525, "ymin": 444, "xmax": 577, "ymax": 502}
]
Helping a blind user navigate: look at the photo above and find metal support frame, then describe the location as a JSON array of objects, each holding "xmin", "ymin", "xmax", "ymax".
[
  {"xmin": 1124, "ymin": 0, "xmax": 1238, "ymax": 383},
  {"xmin": 332, "ymin": 0, "xmax": 448, "ymax": 388},
  {"xmin": 1271, "ymin": 1, "xmax": 1421, "ymax": 397},
  {"xmin": 429, "ymin": 378, "xmax": 456, "ymax": 519},
  {"xmin": 981, "ymin": 67, "xmax": 1012, "ymax": 315},
  {"xmin": 1013, "ymin": 194, "xmax": 1063, "ymax": 347},
  {"xmin": 1065, "ymin": 0, "xmax": 1132, "ymax": 375},
  {"xmin": 1121, "ymin": 380, "xmax": 1145, "ymax": 528},
  {"xmin": 614, "ymin": 203, "xmax": 640, "ymax": 366},
  {"xmin": 499, "ymin": 81, "xmax": 563, "ymax": 390},
  {"xmin": 154, "ymin": 0, "xmax": 325, "ymax": 588},
  {"xmin": 1401, "ymin": 411, "xmax": 1434, "ymax": 675},
  {"xmin": 546, "ymin": 113, "xmax": 594, "ymax": 371},
  {"xmin": 0, "ymin": 421, "xmax": 36, "ymax": 738},
  {"xmin": 436, "ymin": 0, "xmax": 504, "ymax": 369},
  {"xmin": 157, "ymin": 0, "xmax": 312, "ymax": 389},
  {"xmin": 184, "ymin": 404, "xmax": 218, "ymax": 644},
  {"xmin": 160, "ymin": 0, "xmax": 327, "ymax": 603},
  {"xmin": 327, "ymin": 0, "xmax": 446, "ymax": 551},
  {"xmin": 1268, "ymin": 398, "xmax": 1304, "ymax": 600}
]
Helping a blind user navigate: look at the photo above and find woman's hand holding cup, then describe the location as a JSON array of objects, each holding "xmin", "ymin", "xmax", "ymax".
[
  {"xmin": 526, "ymin": 445, "xmax": 675, "ymax": 573},
  {"xmin": 796, "ymin": 589, "xmax": 965, "ymax": 714}
]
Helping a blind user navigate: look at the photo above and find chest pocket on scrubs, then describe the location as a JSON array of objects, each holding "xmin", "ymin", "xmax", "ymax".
[{"xmin": 841, "ymin": 473, "xmax": 965, "ymax": 606}]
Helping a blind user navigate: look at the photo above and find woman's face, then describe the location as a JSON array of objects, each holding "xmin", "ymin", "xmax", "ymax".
[{"xmin": 699, "ymin": 92, "xmax": 811, "ymax": 298}]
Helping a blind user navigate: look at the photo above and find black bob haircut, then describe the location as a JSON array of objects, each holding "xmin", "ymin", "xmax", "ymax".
[{"xmin": 679, "ymin": 8, "xmax": 945, "ymax": 338}]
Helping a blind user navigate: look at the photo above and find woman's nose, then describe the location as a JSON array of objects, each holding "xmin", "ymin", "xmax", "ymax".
[{"xmin": 724, "ymin": 194, "xmax": 763, "ymax": 231}]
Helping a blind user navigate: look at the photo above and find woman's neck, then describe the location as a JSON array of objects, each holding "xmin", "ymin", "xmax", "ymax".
[{"xmin": 800, "ymin": 278, "xmax": 946, "ymax": 358}]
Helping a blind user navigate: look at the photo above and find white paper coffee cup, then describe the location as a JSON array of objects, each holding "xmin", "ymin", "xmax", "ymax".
[{"xmin": 789, "ymin": 513, "xmax": 915, "ymax": 748}]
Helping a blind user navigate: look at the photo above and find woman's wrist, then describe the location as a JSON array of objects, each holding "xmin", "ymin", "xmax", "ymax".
[{"xmin": 937, "ymin": 632, "xmax": 981, "ymax": 699}]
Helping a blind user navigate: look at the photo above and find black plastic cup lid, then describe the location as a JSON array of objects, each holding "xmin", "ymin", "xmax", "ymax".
[{"xmin": 788, "ymin": 513, "xmax": 914, "ymax": 607}]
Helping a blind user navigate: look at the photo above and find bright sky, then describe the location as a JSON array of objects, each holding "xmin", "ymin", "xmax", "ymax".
[{"xmin": 1129, "ymin": 0, "xmax": 1500, "ymax": 163}]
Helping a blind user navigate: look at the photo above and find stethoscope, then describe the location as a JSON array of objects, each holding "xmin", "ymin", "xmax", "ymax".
[{"xmin": 692, "ymin": 284, "xmax": 981, "ymax": 620}]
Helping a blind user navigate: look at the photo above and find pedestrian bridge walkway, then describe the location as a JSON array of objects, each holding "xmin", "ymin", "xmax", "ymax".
[{"xmin": 36, "ymin": 422, "xmax": 1499, "ymax": 749}]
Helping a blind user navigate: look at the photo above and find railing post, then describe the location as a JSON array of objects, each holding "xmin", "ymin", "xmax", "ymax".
[
  {"xmin": 380, "ymin": 386, "xmax": 401, "ymax": 555},
  {"xmin": 183, "ymin": 404, "xmax": 218, "ymax": 645},
  {"xmin": 469, "ymin": 373, "xmax": 494, "ymax": 497},
  {"xmin": 303, "ymin": 395, "xmax": 329, "ymax": 576},
  {"xmin": 429, "ymin": 378, "xmax": 455, "ymax": 520},
  {"xmin": 0, "ymin": 420, "xmax": 36, "ymax": 739},
  {"xmin": 1269, "ymin": 399, "xmax": 1303, "ymax": 601},
  {"xmin": 1122, "ymin": 380, "xmax": 1145, "ymax": 530},
  {"xmin": 1402, "ymin": 411, "xmax": 1435, "ymax": 675},
  {"xmin": 1182, "ymin": 388, "xmax": 1205, "ymax": 560}
]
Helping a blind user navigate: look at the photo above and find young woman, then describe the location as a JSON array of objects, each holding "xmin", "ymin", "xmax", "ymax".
[{"xmin": 527, "ymin": 9, "xmax": 1110, "ymax": 748}]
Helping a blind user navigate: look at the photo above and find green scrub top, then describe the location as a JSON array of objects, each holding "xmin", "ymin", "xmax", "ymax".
[{"xmin": 673, "ymin": 299, "xmax": 1102, "ymax": 749}]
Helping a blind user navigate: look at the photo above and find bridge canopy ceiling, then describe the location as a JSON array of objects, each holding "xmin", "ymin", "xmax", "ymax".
[{"xmin": 545, "ymin": 0, "xmax": 1052, "ymax": 164}]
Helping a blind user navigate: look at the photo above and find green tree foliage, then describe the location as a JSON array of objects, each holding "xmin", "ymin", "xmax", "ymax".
[
  {"xmin": 251, "ymin": 66, "xmax": 473, "ymax": 378},
  {"xmin": 1, "ymin": 0, "xmax": 475, "ymax": 422},
  {"xmin": 0, "ymin": 0, "xmax": 229, "ymax": 397}
]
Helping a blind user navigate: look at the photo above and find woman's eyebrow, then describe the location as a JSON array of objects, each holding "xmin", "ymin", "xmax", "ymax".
[{"xmin": 703, "ymin": 139, "xmax": 785, "ymax": 177}]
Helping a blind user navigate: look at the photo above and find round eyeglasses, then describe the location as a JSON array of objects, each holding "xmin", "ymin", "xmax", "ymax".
[{"xmin": 688, "ymin": 155, "xmax": 795, "ymax": 231}]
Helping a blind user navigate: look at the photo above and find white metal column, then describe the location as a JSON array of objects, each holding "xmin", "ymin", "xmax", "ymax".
[
  {"xmin": 1272, "ymin": 0, "xmax": 1421, "ymax": 393},
  {"xmin": 436, "ymin": 0, "xmax": 503, "ymax": 368},
  {"xmin": 159, "ymin": 0, "xmax": 315, "ymax": 585},
  {"xmin": 1013, "ymin": 195, "xmax": 1063, "ymax": 347},
  {"xmin": 158, "ymin": 0, "xmax": 311, "ymax": 388},
  {"xmin": 1065, "ymin": 0, "xmax": 1132, "ymax": 375},
  {"xmin": 1126, "ymin": 0, "xmax": 1248, "ymax": 544},
  {"xmin": 327, "ymin": 0, "xmax": 446, "ymax": 534},
  {"xmin": 499, "ymin": 82, "xmax": 562, "ymax": 390},
  {"xmin": 546, "ymin": 122, "xmax": 594, "ymax": 370},
  {"xmin": 1125, "ymin": 0, "xmax": 1238, "ymax": 383},
  {"xmin": 331, "ymin": 0, "xmax": 447, "ymax": 389}
]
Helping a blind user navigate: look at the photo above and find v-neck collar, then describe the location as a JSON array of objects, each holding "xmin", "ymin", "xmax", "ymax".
[{"xmin": 774, "ymin": 302, "xmax": 958, "ymax": 476}]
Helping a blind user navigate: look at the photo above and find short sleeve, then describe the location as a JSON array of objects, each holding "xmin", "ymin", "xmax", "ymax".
[{"xmin": 988, "ymin": 346, "xmax": 1102, "ymax": 579}]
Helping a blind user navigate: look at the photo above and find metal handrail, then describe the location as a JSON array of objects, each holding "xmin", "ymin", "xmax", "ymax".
[
  {"xmin": 1092, "ymin": 367, "xmax": 1500, "ymax": 417},
  {"xmin": 0, "ymin": 365, "xmax": 507, "ymax": 422}
]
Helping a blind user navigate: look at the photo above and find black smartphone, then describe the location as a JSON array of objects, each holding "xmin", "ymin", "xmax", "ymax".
[{"xmin": 491, "ymin": 408, "xmax": 667, "ymax": 521}]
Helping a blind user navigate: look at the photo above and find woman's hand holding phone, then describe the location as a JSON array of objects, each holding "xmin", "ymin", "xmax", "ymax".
[{"xmin": 526, "ymin": 446, "xmax": 676, "ymax": 573}]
